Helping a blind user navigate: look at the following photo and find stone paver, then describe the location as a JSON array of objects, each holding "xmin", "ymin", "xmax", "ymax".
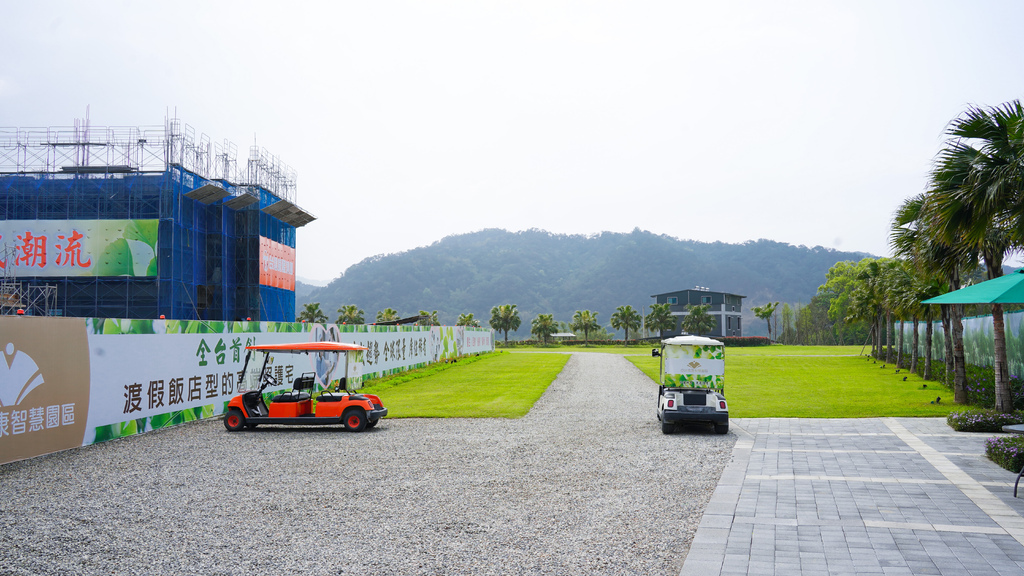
[{"xmin": 680, "ymin": 418, "xmax": 1024, "ymax": 576}]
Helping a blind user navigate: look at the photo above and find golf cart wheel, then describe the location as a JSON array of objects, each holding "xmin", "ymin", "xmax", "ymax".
[
  {"xmin": 344, "ymin": 409, "xmax": 368, "ymax": 432},
  {"xmin": 366, "ymin": 418, "xmax": 379, "ymax": 429},
  {"xmin": 714, "ymin": 423, "xmax": 729, "ymax": 435},
  {"xmin": 224, "ymin": 409, "xmax": 246, "ymax": 432},
  {"xmin": 661, "ymin": 419, "xmax": 674, "ymax": 435}
]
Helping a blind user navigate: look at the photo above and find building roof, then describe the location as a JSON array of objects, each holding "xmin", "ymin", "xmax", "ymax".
[{"xmin": 650, "ymin": 289, "xmax": 746, "ymax": 298}]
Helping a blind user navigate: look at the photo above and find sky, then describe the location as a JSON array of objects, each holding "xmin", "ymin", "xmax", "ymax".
[{"xmin": 4, "ymin": 1, "xmax": 1024, "ymax": 284}]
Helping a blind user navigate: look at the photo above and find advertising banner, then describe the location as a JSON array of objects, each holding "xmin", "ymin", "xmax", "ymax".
[
  {"xmin": 0, "ymin": 219, "xmax": 158, "ymax": 277},
  {"xmin": 0, "ymin": 317, "xmax": 494, "ymax": 465},
  {"xmin": 662, "ymin": 343, "xmax": 725, "ymax": 390},
  {"xmin": 259, "ymin": 237, "xmax": 295, "ymax": 291}
]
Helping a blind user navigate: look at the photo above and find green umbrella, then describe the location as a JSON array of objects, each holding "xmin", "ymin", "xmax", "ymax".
[{"xmin": 922, "ymin": 269, "xmax": 1024, "ymax": 304}]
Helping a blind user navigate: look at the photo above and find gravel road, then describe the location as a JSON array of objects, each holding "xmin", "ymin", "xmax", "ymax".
[{"xmin": 0, "ymin": 352, "xmax": 735, "ymax": 576}]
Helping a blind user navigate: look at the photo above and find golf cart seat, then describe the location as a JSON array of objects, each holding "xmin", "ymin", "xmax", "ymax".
[
  {"xmin": 274, "ymin": 373, "xmax": 315, "ymax": 403},
  {"xmin": 317, "ymin": 378, "xmax": 349, "ymax": 402}
]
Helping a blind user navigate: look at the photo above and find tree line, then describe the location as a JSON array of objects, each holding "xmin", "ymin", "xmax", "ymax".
[
  {"xmin": 297, "ymin": 228, "xmax": 870, "ymax": 338},
  {"xmin": 771, "ymin": 100, "xmax": 1024, "ymax": 412}
]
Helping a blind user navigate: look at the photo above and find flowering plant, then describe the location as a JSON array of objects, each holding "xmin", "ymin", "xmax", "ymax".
[
  {"xmin": 986, "ymin": 435, "xmax": 1024, "ymax": 472},
  {"xmin": 947, "ymin": 408, "xmax": 1024, "ymax": 432}
]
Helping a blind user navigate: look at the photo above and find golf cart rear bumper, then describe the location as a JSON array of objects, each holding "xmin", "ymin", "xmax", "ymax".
[{"xmin": 661, "ymin": 408, "xmax": 728, "ymax": 425}]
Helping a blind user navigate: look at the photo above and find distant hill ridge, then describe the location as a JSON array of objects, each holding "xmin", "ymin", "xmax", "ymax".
[{"xmin": 298, "ymin": 228, "xmax": 873, "ymax": 338}]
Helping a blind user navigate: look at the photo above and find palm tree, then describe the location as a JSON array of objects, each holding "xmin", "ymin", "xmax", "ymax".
[
  {"xmin": 891, "ymin": 192, "xmax": 975, "ymax": 400},
  {"xmin": 298, "ymin": 302, "xmax": 328, "ymax": 323},
  {"xmin": 751, "ymin": 302, "xmax": 779, "ymax": 341},
  {"xmin": 681, "ymin": 304, "xmax": 716, "ymax": 336},
  {"xmin": 376, "ymin": 308, "xmax": 400, "ymax": 323},
  {"xmin": 645, "ymin": 303, "xmax": 675, "ymax": 339},
  {"xmin": 926, "ymin": 101, "xmax": 1024, "ymax": 411},
  {"xmin": 489, "ymin": 304, "xmax": 521, "ymax": 343},
  {"xmin": 571, "ymin": 310, "xmax": 600, "ymax": 345},
  {"xmin": 609, "ymin": 305, "xmax": 642, "ymax": 343},
  {"xmin": 456, "ymin": 313, "xmax": 481, "ymax": 327},
  {"xmin": 416, "ymin": 310, "xmax": 440, "ymax": 326},
  {"xmin": 852, "ymin": 259, "xmax": 888, "ymax": 360},
  {"xmin": 336, "ymin": 304, "xmax": 364, "ymax": 325},
  {"xmin": 531, "ymin": 313, "xmax": 556, "ymax": 345}
]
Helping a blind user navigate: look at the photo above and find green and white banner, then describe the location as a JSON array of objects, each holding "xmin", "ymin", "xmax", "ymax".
[
  {"xmin": 0, "ymin": 219, "xmax": 158, "ymax": 277},
  {"xmin": 0, "ymin": 317, "xmax": 494, "ymax": 465}
]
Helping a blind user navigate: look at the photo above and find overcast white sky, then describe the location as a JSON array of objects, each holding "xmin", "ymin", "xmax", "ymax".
[{"xmin": 4, "ymin": 1, "xmax": 1024, "ymax": 284}]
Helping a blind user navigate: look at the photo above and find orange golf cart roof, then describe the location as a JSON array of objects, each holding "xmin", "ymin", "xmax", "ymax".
[{"xmin": 245, "ymin": 342, "xmax": 368, "ymax": 352}]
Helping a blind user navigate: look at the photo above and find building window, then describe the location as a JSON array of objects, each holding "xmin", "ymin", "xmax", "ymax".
[
  {"xmin": 701, "ymin": 296, "xmax": 711, "ymax": 304},
  {"xmin": 667, "ymin": 297, "xmax": 677, "ymax": 304},
  {"xmin": 727, "ymin": 317, "xmax": 732, "ymax": 329}
]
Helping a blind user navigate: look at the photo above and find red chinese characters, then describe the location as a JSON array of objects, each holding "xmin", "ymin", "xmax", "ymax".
[
  {"xmin": 55, "ymin": 230, "xmax": 91, "ymax": 268},
  {"xmin": 15, "ymin": 232, "xmax": 47, "ymax": 268}
]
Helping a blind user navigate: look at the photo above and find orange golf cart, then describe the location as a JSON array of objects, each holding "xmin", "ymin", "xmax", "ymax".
[{"xmin": 223, "ymin": 341, "xmax": 386, "ymax": 432}]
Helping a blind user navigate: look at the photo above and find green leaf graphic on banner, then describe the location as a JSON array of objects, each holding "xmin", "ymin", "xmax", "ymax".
[
  {"xmin": 94, "ymin": 424, "xmax": 117, "ymax": 443},
  {"xmin": 150, "ymin": 413, "xmax": 173, "ymax": 430},
  {"xmin": 124, "ymin": 219, "xmax": 158, "ymax": 247},
  {"xmin": 127, "ymin": 319, "xmax": 155, "ymax": 334},
  {"xmin": 120, "ymin": 419, "xmax": 139, "ymax": 436},
  {"xmin": 95, "ymin": 238, "xmax": 134, "ymax": 276},
  {"xmin": 102, "ymin": 318, "xmax": 124, "ymax": 335}
]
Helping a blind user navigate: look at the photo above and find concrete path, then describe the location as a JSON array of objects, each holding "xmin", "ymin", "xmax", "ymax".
[{"xmin": 680, "ymin": 418, "xmax": 1024, "ymax": 576}]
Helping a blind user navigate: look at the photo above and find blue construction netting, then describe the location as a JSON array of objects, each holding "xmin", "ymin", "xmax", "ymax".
[{"xmin": 0, "ymin": 168, "xmax": 296, "ymax": 321}]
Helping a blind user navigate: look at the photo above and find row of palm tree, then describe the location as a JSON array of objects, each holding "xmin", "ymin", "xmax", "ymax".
[
  {"xmin": 299, "ymin": 303, "xmax": 479, "ymax": 327},
  {"xmin": 303, "ymin": 300, "xmax": 716, "ymax": 344},
  {"xmin": 880, "ymin": 99, "xmax": 1024, "ymax": 411}
]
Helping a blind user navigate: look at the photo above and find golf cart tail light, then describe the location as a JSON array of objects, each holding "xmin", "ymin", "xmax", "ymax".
[
  {"xmin": 719, "ymin": 400, "xmax": 727, "ymax": 409},
  {"xmin": 667, "ymin": 399, "xmax": 675, "ymax": 408}
]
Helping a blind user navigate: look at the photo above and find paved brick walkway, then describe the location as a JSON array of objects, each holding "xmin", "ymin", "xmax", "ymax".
[{"xmin": 680, "ymin": 418, "xmax": 1024, "ymax": 576}]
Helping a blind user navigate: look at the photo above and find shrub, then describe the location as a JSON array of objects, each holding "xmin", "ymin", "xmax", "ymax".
[
  {"xmin": 986, "ymin": 435, "xmax": 1024, "ymax": 472},
  {"xmin": 916, "ymin": 360, "xmax": 1024, "ymax": 411},
  {"xmin": 946, "ymin": 408, "xmax": 1024, "ymax": 432},
  {"xmin": 953, "ymin": 366, "xmax": 1024, "ymax": 410},
  {"xmin": 719, "ymin": 336, "xmax": 771, "ymax": 347}
]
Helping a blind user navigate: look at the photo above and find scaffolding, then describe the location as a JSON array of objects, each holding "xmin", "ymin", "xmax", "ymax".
[
  {"xmin": 0, "ymin": 245, "xmax": 57, "ymax": 316},
  {"xmin": 0, "ymin": 115, "xmax": 304, "ymax": 322},
  {"xmin": 0, "ymin": 116, "xmax": 298, "ymax": 204}
]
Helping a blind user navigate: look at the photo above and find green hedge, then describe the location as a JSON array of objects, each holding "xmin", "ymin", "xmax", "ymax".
[
  {"xmin": 496, "ymin": 337, "xmax": 771, "ymax": 348},
  {"xmin": 719, "ymin": 336, "xmax": 772, "ymax": 347}
]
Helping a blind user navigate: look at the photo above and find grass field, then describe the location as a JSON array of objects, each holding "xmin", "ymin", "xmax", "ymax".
[
  {"xmin": 359, "ymin": 352, "xmax": 570, "ymax": 418},
  {"xmin": 626, "ymin": 345, "xmax": 955, "ymax": 418},
  {"xmin": 360, "ymin": 345, "xmax": 955, "ymax": 419},
  {"xmin": 504, "ymin": 344, "xmax": 647, "ymax": 354}
]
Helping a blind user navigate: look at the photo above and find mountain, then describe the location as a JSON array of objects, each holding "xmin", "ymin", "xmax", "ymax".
[
  {"xmin": 294, "ymin": 280, "xmax": 319, "ymax": 302},
  {"xmin": 299, "ymin": 228, "xmax": 874, "ymax": 338}
]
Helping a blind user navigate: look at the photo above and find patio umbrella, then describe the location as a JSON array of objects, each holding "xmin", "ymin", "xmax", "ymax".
[{"xmin": 922, "ymin": 269, "xmax": 1024, "ymax": 304}]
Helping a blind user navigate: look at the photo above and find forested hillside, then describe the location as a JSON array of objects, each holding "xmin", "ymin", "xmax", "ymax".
[{"xmin": 299, "ymin": 229, "xmax": 872, "ymax": 338}]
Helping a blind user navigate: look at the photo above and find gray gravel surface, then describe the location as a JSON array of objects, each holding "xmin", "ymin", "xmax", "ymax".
[{"xmin": 0, "ymin": 352, "xmax": 735, "ymax": 576}]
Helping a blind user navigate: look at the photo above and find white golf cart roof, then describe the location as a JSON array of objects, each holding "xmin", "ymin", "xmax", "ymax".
[{"xmin": 661, "ymin": 335, "xmax": 724, "ymax": 347}]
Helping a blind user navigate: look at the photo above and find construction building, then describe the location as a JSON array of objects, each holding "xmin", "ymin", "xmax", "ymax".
[{"xmin": 0, "ymin": 118, "xmax": 313, "ymax": 321}]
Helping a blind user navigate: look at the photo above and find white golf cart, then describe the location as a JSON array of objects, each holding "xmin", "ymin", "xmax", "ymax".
[{"xmin": 651, "ymin": 335, "xmax": 729, "ymax": 434}]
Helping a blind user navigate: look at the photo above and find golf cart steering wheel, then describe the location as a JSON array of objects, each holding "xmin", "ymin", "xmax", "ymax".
[{"xmin": 261, "ymin": 372, "xmax": 278, "ymax": 389}]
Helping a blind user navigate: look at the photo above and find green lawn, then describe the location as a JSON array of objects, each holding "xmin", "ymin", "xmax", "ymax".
[
  {"xmin": 359, "ymin": 352, "xmax": 570, "ymax": 418},
  {"xmin": 505, "ymin": 344, "xmax": 649, "ymax": 354},
  {"xmin": 626, "ymin": 345, "xmax": 954, "ymax": 418}
]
